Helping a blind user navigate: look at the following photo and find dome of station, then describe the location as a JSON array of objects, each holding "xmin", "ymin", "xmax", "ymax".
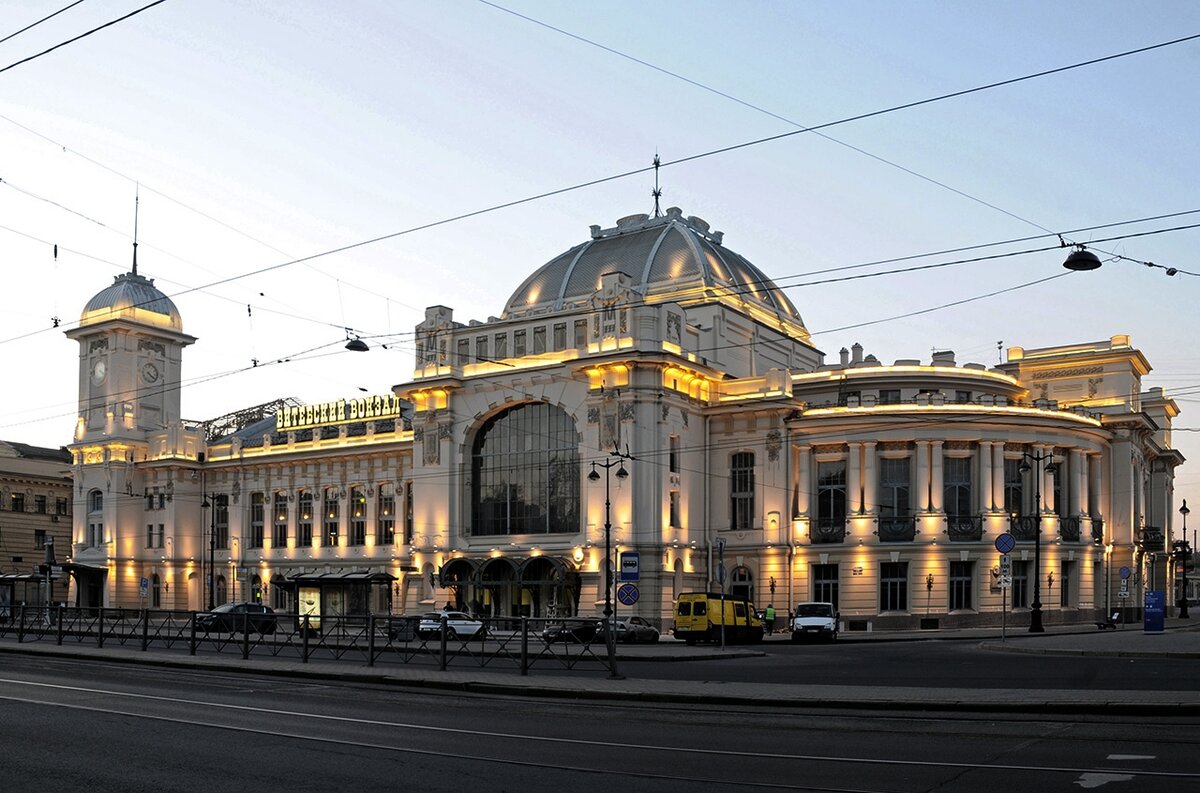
[{"xmin": 501, "ymin": 208, "xmax": 805, "ymax": 333}]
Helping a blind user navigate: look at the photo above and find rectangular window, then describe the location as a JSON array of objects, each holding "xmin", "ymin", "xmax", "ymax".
[
  {"xmin": 1011, "ymin": 560, "xmax": 1029, "ymax": 608},
  {"xmin": 349, "ymin": 487, "xmax": 366, "ymax": 546},
  {"xmin": 457, "ymin": 338, "xmax": 470, "ymax": 365},
  {"xmin": 250, "ymin": 493, "xmax": 264, "ymax": 549},
  {"xmin": 532, "ymin": 326, "xmax": 546, "ymax": 354},
  {"xmin": 34, "ymin": 495, "xmax": 47, "ymax": 514},
  {"xmin": 812, "ymin": 563, "xmax": 839, "ymax": 607},
  {"xmin": 298, "ymin": 492, "xmax": 313, "ymax": 546},
  {"xmin": 880, "ymin": 561, "xmax": 908, "ymax": 611},
  {"xmin": 34, "ymin": 529, "xmax": 47, "ymax": 549},
  {"xmin": 1003, "ymin": 458, "xmax": 1024, "ymax": 515},
  {"xmin": 324, "ymin": 490, "xmax": 339, "ymax": 547},
  {"xmin": 215, "ymin": 495, "xmax": 229, "ymax": 550},
  {"xmin": 836, "ymin": 389, "xmax": 860, "ymax": 407},
  {"xmin": 943, "ymin": 457, "xmax": 972, "ymax": 517},
  {"xmin": 1058, "ymin": 560, "xmax": 1074, "ymax": 607},
  {"xmin": 669, "ymin": 435, "xmax": 679, "ymax": 473},
  {"xmin": 730, "ymin": 452, "xmax": 755, "ymax": 530},
  {"xmin": 954, "ymin": 390, "xmax": 972, "ymax": 404},
  {"xmin": 273, "ymin": 492, "xmax": 288, "ymax": 548},
  {"xmin": 146, "ymin": 524, "xmax": 154, "ymax": 548},
  {"xmin": 949, "ymin": 561, "xmax": 973, "ymax": 611},
  {"xmin": 377, "ymin": 484, "xmax": 396, "ymax": 544},
  {"xmin": 552, "ymin": 322, "xmax": 567, "ymax": 351},
  {"xmin": 494, "ymin": 333, "xmax": 507, "ymax": 359},
  {"xmin": 513, "ymin": 330, "xmax": 526, "ymax": 357},
  {"xmin": 816, "ymin": 460, "xmax": 847, "ymax": 524},
  {"xmin": 879, "ymin": 389, "xmax": 901, "ymax": 405},
  {"xmin": 146, "ymin": 494, "xmax": 155, "ymax": 511},
  {"xmin": 158, "ymin": 494, "xmax": 166, "ymax": 510},
  {"xmin": 574, "ymin": 319, "xmax": 587, "ymax": 348},
  {"xmin": 476, "ymin": 335, "xmax": 488, "ymax": 363},
  {"xmin": 669, "ymin": 491, "xmax": 680, "ymax": 528},
  {"xmin": 1051, "ymin": 464, "xmax": 1066, "ymax": 517},
  {"xmin": 56, "ymin": 498, "xmax": 68, "ymax": 516},
  {"xmin": 878, "ymin": 458, "xmax": 912, "ymax": 541},
  {"xmin": 11, "ymin": 493, "xmax": 24, "ymax": 512}
]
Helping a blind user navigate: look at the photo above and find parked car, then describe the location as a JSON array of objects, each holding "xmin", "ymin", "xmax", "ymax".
[
  {"xmin": 196, "ymin": 602, "xmax": 277, "ymax": 634},
  {"xmin": 790, "ymin": 601, "xmax": 838, "ymax": 643},
  {"xmin": 614, "ymin": 616, "xmax": 660, "ymax": 644},
  {"xmin": 416, "ymin": 611, "xmax": 484, "ymax": 640},
  {"xmin": 541, "ymin": 618, "xmax": 602, "ymax": 643}
]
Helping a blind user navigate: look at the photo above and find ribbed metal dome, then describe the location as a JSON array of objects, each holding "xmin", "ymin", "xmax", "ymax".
[
  {"xmin": 501, "ymin": 208, "xmax": 806, "ymax": 333},
  {"xmin": 80, "ymin": 271, "xmax": 183, "ymax": 331}
]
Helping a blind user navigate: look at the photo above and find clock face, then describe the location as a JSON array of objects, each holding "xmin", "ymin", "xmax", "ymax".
[
  {"xmin": 141, "ymin": 362, "xmax": 160, "ymax": 383},
  {"xmin": 91, "ymin": 359, "xmax": 107, "ymax": 384}
]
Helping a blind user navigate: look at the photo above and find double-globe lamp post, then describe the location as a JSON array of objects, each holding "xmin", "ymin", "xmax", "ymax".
[
  {"xmin": 1018, "ymin": 450, "xmax": 1058, "ymax": 633},
  {"xmin": 1180, "ymin": 499, "xmax": 1190, "ymax": 619},
  {"xmin": 202, "ymin": 494, "xmax": 217, "ymax": 610},
  {"xmin": 588, "ymin": 455, "xmax": 628, "ymax": 680}
]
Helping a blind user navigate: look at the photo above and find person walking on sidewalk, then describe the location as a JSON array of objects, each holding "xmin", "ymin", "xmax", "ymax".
[{"xmin": 764, "ymin": 603, "xmax": 776, "ymax": 635}]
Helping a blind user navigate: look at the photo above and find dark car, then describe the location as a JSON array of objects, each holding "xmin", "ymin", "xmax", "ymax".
[
  {"xmin": 541, "ymin": 618, "xmax": 602, "ymax": 643},
  {"xmin": 196, "ymin": 602, "xmax": 277, "ymax": 634}
]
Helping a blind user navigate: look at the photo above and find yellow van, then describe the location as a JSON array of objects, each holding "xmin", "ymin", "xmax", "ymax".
[{"xmin": 673, "ymin": 592, "xmax": 763, "ymax": 645}]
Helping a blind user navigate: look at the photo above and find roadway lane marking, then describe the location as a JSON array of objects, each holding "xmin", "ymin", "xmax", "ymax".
[
  {"xmin": 1106, "ymin": 755, "xmax": 1156, "ymax": 761},
  {"xmin": 0, "ymin": 678, "xmax": 1196, "ymax": 782},
  {"xmin": 1075, "ymin": 772, "xmax": 1135, "ymax": 788}
]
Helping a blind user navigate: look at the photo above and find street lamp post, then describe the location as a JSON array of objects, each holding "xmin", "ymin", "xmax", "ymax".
[
  {"xmin": 588, "ymin": 454, "xmax": 629, "ymax": 680},
  {"xmin": 1019, "ymin": 450, "xmax": 1059, "ymax": 633},
  {"xmin": 1179, "ymin": 500, "xmax": 1190, "ymax": 619},
  {"xmin": 202, "ymin": 494, "xmax": 216, "ymax": 610}
]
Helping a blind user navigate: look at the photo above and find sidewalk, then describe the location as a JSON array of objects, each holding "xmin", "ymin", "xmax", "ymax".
[{"xmin": 3, "ymin": 617, "xmax": 1197, "ymax": 715}]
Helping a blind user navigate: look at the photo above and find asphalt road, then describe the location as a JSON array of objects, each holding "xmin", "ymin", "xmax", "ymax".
[
  {"xmin": 0, "ymin": 655, "xmax": 1196, "ymax": 792},
  {"xmin": 605, "ymin": 638, "xmax": 1200, "ymax": 691}
]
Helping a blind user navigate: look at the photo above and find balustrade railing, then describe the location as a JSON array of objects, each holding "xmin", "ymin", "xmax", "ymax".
[
  {"xmin": 876, "ymin": 515, "xmax": 916, "ymax": 542},
  {"xmin": 946, "ymin": 515, "xmax": 982, "ymax": 541},
  {"xmin": 810, "ymin": 519, "xmax": 847, "ymax": 544}
]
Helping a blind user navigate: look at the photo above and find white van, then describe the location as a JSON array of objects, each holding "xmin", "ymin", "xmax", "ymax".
[{"xmin": 791, "ymin": 601, "xmax": 838, "ymax": 642}]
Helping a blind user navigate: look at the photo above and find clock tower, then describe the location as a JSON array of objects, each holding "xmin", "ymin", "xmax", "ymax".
[{"xmin": 64, "ymin": 260, "xmax": 197, "ymax": 607}]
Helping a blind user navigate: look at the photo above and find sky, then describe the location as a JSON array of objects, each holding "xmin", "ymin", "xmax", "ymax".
[{"xmin": 1, "ymin": 1, "xmax": 1198, "ymax": 524}]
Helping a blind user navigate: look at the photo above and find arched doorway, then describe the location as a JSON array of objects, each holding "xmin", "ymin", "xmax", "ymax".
[
  {"xmin": 478, "ymin": 557, "xmax": 519, "ymax": 618},
  {"xmin": 518, "ymin": 556, "xmax": 579, "ymax": 618},
  {"xmin": 730, "ymin": 565, "xmax": 754, "ymax": 603}
]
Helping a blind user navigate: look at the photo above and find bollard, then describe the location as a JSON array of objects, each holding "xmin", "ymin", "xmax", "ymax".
[
  {"xmin": 520, "ymin": 616, "xmax": 529, "ymax": 676},
  {"xmin": 367, "ymin": 614, "xmax": 376, "ymax": 667}
]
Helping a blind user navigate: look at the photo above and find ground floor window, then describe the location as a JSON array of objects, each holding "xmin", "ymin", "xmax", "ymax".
[
  {"xmin": 812, "ymin": 563, "xmax": 839, "ymax": 607},
  {"xmin": 730, "ymin": 565, "xmax": 753, "ymax": 603},
  {"xmin": 949, "ymin": 561, "xmax": 973, "ymax": 611},
  {"xmin": 879, "ymin": 562, "xmax": 908, "ymax": 611},
  {"xmin": 1011, "ymin": 560, "xmax": 1029, "ymax": 608},
  {"xmin": 1058, "ymin": 560, "xmax": 1074, "ymax": 607}
]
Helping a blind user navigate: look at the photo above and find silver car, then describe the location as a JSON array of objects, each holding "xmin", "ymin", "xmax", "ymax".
[{"xmin": 416, "ymin": 610, "xmax": 484, "ymax": 640}]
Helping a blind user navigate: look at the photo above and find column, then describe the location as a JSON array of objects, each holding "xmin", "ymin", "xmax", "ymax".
[
  {"xmin": 979, "ymin": 441, "xmax": 994, "ymax": 513},
  {"xmin": 930, "ymin": 441, "xmax": 944, "ymax": 512},
  {"xmin": 796, "ymin": 445, "xmax": 811, "ymax": 518},
  {"xmin": 992, "ymin": 442, "xmax": 1005, "ymax": 513},
  {"xmin": 915, "ymin": 441, "xmax": 931, "ymax": 512},
  {"xmin": 862, "ymin": 442, "xmax": 877, "ymax": 515},
  {"xmin": 1071, "ymin": 449, "xmax": 1085, "ymax": 516},
  {"xmin": 1088, "ymin": 452, "xmax": 1101, "ymax": 518},
  {"xmin": 846, "ymin": 443, "xmax": 861, "ymax": 514},
  {"xmin": 1039, "ymin": 445, "xmax": 1054, "ymax": 513}
]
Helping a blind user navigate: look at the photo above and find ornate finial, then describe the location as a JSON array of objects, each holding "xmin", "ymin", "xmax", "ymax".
[
  {"xmin": 131, "ymin": 185, "xmax": 140, "ymax": 277},
  {"xmin": 651, "ymin": 152, "xmax": 663, "ymax": 218}
]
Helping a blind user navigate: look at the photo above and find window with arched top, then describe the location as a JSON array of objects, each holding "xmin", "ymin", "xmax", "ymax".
[
  {"xmin": 470, "ymin": 403, "xmax": 580, "ymax": 536},
  {"xmin": 349, "ymin": 486, "xmax": 366, "ymax": 546},
  {"xmin": 87, "ymin": 489, "xmax": 104, "ymax": 546},
  {"xmin": 730, "ymin": 565, "xmax": 754, "ymax": 603}
]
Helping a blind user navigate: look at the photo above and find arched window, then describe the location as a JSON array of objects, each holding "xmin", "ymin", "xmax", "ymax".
[
  {"xmin": 87, "ymin": 489, "xmax": 104, "ymax": 546},
  {"xmin": 471, "ymin": 403, "xmax": 580, "ymax": 536},
  {"xmin": 349, "ymin": 487, "xmax": 366, "ymax": 546},
  {"xmin": 730, "ymin": 565, "xmax": 754, "ymax": 603}
]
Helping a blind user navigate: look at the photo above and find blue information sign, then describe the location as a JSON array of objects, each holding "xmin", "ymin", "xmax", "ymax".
[
  {"xmin": 619, "ymin": 551, "xmax": 640, "ymax": 582},
  {"xmin": 1144, "ymin": 591, "xmax": 1165, "ymax": 634},
  {"xmin": 994, "ymin": 533, "xmax": 1016, "ymax": 554}
]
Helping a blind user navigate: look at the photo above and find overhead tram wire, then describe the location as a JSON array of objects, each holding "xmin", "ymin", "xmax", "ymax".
[
  {"xmin": 0, "ymin": 0, "xmax": 88, "ymax": 46},
  {"xmin": 23, "ymin": 30, "xmax": 1200, "ymax": 310},
  {"xmin": 1, "ymin": 32, "xmax": 1196, "ymax": 349},
  {"xmin": 0, "ymin": 0, "xmax": 171, "ymax": 75}
]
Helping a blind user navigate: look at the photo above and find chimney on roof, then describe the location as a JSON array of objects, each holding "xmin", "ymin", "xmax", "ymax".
[
  {"xmin": 840, "ymin": 347, "xmax": 850, "ymax": 367},
  {"xmin": 851, "ymin": 343, "xmax": 863, "ymax": 365}
]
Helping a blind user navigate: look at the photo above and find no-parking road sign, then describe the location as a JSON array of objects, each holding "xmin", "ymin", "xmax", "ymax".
[{"xmin": 617, "ymin": 583, "xmax": 639, "ymax": 606}]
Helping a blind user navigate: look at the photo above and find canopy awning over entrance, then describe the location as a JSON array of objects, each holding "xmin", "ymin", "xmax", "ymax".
[
  {"xmin": 437, "ymin": 556, "xmax": 577, "ymax": 586},
  {"xmin": 277, "ymin": 570, "xmax": 398, "ymax": 592}
]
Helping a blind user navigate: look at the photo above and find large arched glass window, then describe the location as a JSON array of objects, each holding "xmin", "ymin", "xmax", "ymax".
[{"xmin": 471, "ymin": 403, "xmax": 580, "ymax": 536}]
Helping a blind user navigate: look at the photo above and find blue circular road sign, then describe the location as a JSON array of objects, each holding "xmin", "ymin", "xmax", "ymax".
[
  {"xmin": 994, "ymin": 533, "xmax": 1016, "ymax": 554},
  {"xmin": 617, "ymin": 583, "xmax": 639, "ymax": 606},
  {"xmin": 1119, "ymin": 566, "xmax": 1132, "ymax": 580}
]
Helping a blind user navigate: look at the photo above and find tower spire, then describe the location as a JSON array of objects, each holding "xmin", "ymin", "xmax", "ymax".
[
  {"xmin": 651, "ymin": 152, "xmax": 663, "ymax": 218},
  {"xmin": 131, "ymin": 186, "xmax": 140, "ymax": 276}
]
